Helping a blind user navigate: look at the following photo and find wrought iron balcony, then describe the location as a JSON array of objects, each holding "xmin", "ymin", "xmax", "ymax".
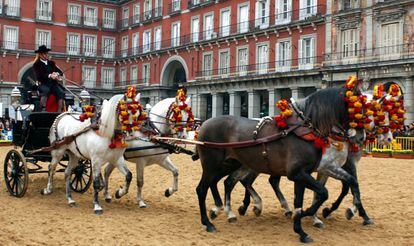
[
  {"xmin": 169, "ymin": 0, "xmax": 181, "ymax": 16},
  {"xmin": 36, "ymin": 10, "xmax": 52, "ymax": 22}
]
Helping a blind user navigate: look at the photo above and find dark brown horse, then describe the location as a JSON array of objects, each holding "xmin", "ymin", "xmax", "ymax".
[{"xmin": 195, "ymin": 87, "xmax": 354, "ymax": 243}]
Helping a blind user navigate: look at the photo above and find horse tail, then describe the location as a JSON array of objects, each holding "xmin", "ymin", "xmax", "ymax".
[{"xmin": 99, "ymin": 94, "xmax": 124, "ymax": 139}]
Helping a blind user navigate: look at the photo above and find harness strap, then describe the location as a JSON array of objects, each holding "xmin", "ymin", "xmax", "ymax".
[
  {"xmin": 124, "ymin": 151, "xmax": 170, "ymax": 160},
  {"xmin": 74, "ymin": 137, "xmax": 88, "ymax": 160}
]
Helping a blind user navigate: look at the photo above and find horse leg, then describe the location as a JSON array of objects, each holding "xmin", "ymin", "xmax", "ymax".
[
  {"xmin": 159, "ymin": 156, "xmax": 179, "ymax": 198},
  {"xmin": 268, "ymin": 175, "xmax": 292, "ymax": 218},
  {"xmin": 103, "ymin": 164, "xmax": 116, "ymax": 203},
  {"xmin": 41, "ymin": 149, "xmax": 65, "ymax": 195},
  {"xmin": 196, "ymin": 174, "xmax": 216, "ymax": 232},
  {"xmin": 222, "ymin": 174, "xmax": 241, "ymax": 222},
  {"xmin": 114, "ymin": 158, "xmax": 132, "ymax": 199},
  {"xmin": 322, "ymin": 180, "xmax": 349, "ymax": 219},
  {"xmin": 65, "ymin": 153, "xmax": 79, "ymax": 206},
  {"xmin": 209, "ymin": 178, "xmax": 224, "ymax": 220},
  {"xmin": 312, "ymin": 173, "xmax": 329, "ymax": 228},
  {"xmin": 240, "ymin": 178, "xmax": 262, "ymax": 217},
  {"xmin": 136, "ymin": 162, "xmax": 147, "ymax": 208},
  {"xmin": 92, "ymin": 160, "xmax": 105, "ymax": 215},
  {"xmin": 237, "ymin": 171, "xmax": 258, "ymax": 216},
  {"xmin": 290, "ymin": 170, "xmax": 329, "ymax": 243}
]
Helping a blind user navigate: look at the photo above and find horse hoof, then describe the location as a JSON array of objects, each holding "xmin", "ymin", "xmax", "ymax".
[
  {"xmin": 165, "ymin": 189, "xmax": 171, "ymax": 198},
  {"xmin": 206, "ymin": 225, "xmax": 217, "ymax": 233},
  {"xmin": 40, "ymin": 189, "xmax": 49, "ymax": 195},
  {"xmin": 227, "ymin": 217, "xmax": 237, "ymax": 223},
  {"xmin": 363, "ymin": 219, "xmax": 374, "ymax": 226},
  {"xmin": 253, "ymin": 207, "xmax": 262, "ymax": 217},
  {"xmin": 115, "ymin": 190, "xmax": 121, "ymax": 199},
  {"xmin": 284, "ymin": 211, "xmax": 293, "ymax": 218},
  {"xmin": 313, "ymin": 221, "xmax": 325, "ymax": 229},
  {"xmin": 322, "ymin": 207, "xmax": 331, "ymax": 218},
  {"xmin": 69, "ymin": 202, "xmax": 77, "ymax": 207},
  {"xmin": 345, "ymin": 208, "xmax": 355, "ymax": 220},
  {"xmin": 238, "ymin": 206, "xmax": 247, "ymax": 216},
  {"xmin": 94, "ymin": 210, "xmax": 103, "ymax": 215},
  {"xmin": 210, "ymin": 210, "xmax": 218, "ymax": 220},
  {"xmin": 105, "ymin": 198, "xmax": 112, "ymax": 203},
  {"xmin": 300, "ymin": 235, "xmax": 313, "ymax": 243}
]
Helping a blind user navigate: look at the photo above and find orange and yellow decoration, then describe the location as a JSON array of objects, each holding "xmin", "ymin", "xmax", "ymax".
[
  {"xmin": 274, "ymin": 99, "xmax": 292, "ymax": 129},
  {"xmin": 169, "ymin": 88, "xmax": 195, "ymax": 132},
  {"xmin": 344, "ymin": 76, "xmax": 371, "ymax": 131},
  {"xmin": 382, "ymin": 84, "xmax": 405, "ymax": 132},
  {"xmin": 79, "ymin": 105, "xmax": 95, "ymax": 122}
]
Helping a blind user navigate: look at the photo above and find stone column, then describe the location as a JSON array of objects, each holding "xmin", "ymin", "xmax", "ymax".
[
  {"xmin": 212, "ymin": 93, "xmax": 223, "ymax": 117},
  {"xmin": 197, "ymin": 94, "xmax": 208, "ymax": 120},
  {"xmin": 404, "ymin": 77, "xmax": 414, "ymax": 123},
  {"xmin": 268, "ymin": 89, "xmax": 281, "ymax": 116},
  {"xmin": 366, "ymin": 1, "xmax": 373, "ymax": 57},
  {"xmin": 248, "ymin": 90, "xmax": 260, "ymax": 118},
  {"xmin": 229, "ymin": 91, "xmax": 241, "ymax": 116}
]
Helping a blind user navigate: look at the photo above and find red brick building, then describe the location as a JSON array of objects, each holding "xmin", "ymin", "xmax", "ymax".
[{"xmin": 0, "ymin": 0, "xmax": 326, "ymax": 119}]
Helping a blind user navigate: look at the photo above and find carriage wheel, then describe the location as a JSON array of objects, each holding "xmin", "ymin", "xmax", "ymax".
[
  {"xmin": 70, "ymin": 159, "xmax": 92, "ymax": 193},
  {"xmin": 4, "ymin": 149, "xmax": 29, "ymax": 197}
]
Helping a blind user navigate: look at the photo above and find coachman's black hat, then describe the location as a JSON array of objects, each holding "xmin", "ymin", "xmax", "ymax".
[{"xmin": 35, "ymin": 45, "xmax": 51, "ymax": 53}]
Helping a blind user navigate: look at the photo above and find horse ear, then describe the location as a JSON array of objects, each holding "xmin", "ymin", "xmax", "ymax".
[
  {"xmin": 185, "ymin": 95, "xmax": 191, "ymax": 105},
  {"xmin": 135, "ymin": 93, "xmax": 141, "ymax": 102}
]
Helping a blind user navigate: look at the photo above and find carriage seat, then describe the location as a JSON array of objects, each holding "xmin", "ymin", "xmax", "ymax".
[{"xmin": 22, "ymin": 112, "xmax": 61, "ymax": 151}]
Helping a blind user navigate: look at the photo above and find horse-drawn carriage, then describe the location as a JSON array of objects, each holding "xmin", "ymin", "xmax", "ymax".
[{"xmin": 4, "ymin": 106, "xmax": 92, "ymax": 198}]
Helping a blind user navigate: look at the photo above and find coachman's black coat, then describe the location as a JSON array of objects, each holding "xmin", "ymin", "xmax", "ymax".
[{"xmin": 33, "ymin": 59, "xmax": 65, "ymax": 100}]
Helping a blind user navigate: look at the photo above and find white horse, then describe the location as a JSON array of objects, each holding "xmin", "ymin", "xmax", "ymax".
[
  {"xmin": 104, "ymin": 96, "xmax": 191, "ymax": 208},
  {"xmin": 42, "ymin": 93, "xmax": 139, "ymax": 214}
]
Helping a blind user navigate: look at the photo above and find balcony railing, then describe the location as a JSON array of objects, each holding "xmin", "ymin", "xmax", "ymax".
[
  {"xmin": 132, "ymin": 14, "xmax": 140, "ymax": 26},
  {"xmin": 67, "ymin": 14, "xmax": 82, "ymax": 25},
  {"xmin": 121, "ymin": 17, "xmax": 129, "ymax": 28},
  {"xmin": 102, "ymin": 20, "xmax": 116, "ymax": 30},
  {"xmin": 36, "ymin": 10, "xmax": 52, "ymax": 21},
  {"xmin": 169, "ymin": 0, "xmax": 181, "ymax": 15},
  {"xmin": 83, "ymin": 16, "xmax": 98, "ymax": 27},
  {"xmin": 188, "ymin": 0, "xmax": 214, "ymax": 9},
  {"xmin": 141, "ymin": 7, "xmax": 162, "ymax": 23},
  {"xmin": 1, "ymin": 6, "xmax": 21, "ymax": 17}
]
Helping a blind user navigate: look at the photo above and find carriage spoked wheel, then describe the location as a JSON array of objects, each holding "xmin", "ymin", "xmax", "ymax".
[
  {"xmin": 70, "ymin": 159, "xmax": 92, "ymax": 193},
  {"xmin": 4, "ymin": 149, "xmax": 29, "ymax": 197}
]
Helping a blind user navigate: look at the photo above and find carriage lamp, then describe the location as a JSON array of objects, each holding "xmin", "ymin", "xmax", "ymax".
[
  {"xmin": 10, "ymin": 86, "xmax": 22, "ymax": 110},
  {"xmin": 80, "ymin": 89, "xmax": 91, "ymax": 107}
]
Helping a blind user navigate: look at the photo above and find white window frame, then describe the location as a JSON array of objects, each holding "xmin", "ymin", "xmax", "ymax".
[
  {"xmin": 84, "ymin": 6, "xmax": 98, "ymax": 26},
  {"xmin": 3, "ymin": 25, "xmax": 19, "ymax": 50},
  {"xmin": 67, "ymin": 4, "xmax": 81, "ymax": 25},
  {"xmin": 275, "ymin": 38, "xmax": 291, "ymax": 72},
  {"xmin": 120, "ymin": 67, "xmax": 127, "ymax": 86},
  {"xmin": 130, "ymin": 66, "xmax": 138, "ymax": 84},
  {"xmin": 256, "ymin": 42, "xmax": 269, "ymax": 74},
  {"xmin": 132, "ymin": 32, "xmax": 140, "ymax": 55},
  {"xmin": 255, "ymin": 0, "xmax": 269, "ymax": 29},
  {"xmin": 142, "ymin": 63, "xmax": 151, "ymax": 85},
  {"xmin": 82, "ymin": 66, "xmax": 96, "ymax": 88},
  {"xmin": 238, "ymin": 3, "xmax": 250, "ymax": 33},
  {"xmin": 204, "ymin": 12, "xmax": 215, "ymax": 40},
  {"xmin": 122, "ymin": 7, "xmax": 130, "ymax": 28},
  {"xmin": 202, "ymin": 51, "xmax": 213, "ymax": 77},
  {"xmin": 275, "ymin": 0, "xmax": 292, "ymax": 25},
  {"xmin": 102, "ymin": 36, "xmax": 115, "ymax": 58},
  {"xmin": 37, "ymin": 0, "xmax": 52, "ymax": 21},
  {"xmin": 101, "ymin": 67, "xmax": 115, "ymax": 89},
  {"xmin": 379, "ymin": 21, "xmax": 402, "ymax": 59},
  {"xmin": 143, "ymin": 0, "xmax": 152, "ymax": 20},
  {"xmin": 83, "ymin": 34, "xmax": 97, "ymax": 57},
  {"xmin": 172, "ymin": 0, "xmax": 181, "ymax": 12},
  {"xmin": 6, "ymin": 0, "xmax": 20, "ymax": 16},
  {"xmin": 154, "ymin": 26, "xmax": 162, "ymax": 50},
  {"xmin": 220, "ymin": 8, "xmax": 231, "ymax": 37},
  {"xmin": 121, "ymin": 36, "xmax": 129, "ymax": 57},
  {"xmin": 143, "ymin": 30, "xmax": 151, "ymax": 53},
  {"xmin": 103, "ymin": 8, "xmax": 116, "ymax": 29},
  {"xmin": 298, "ymin": 35, "xmax": 316, "ymax": 70},
  {"xmin": 171, "ymin": 21, "xmax": 181, "ymax": 47},
  {"xmin": 236, "ymin": 45, "xmax": 249, "ymax": 76},
  {"xmin": 341, "ymin": 28, "xmax": 359, "ymax": 60},
  {"xmin": 35, "ymin": 29, "xmax": 51, "ymax": 49},
  {"xmin": 67, "ymin": 32, "xmax": 80, "ymax": 55},
  {"xmin": 191, "ymin": 16, "xmax": 200, "ymax": 43},
  {"xmin": 219, "ymin": 49, "xmax": 230, "ymax": 77},
  {"xmin": 299, "ymin": 0, "xmax": 317, "ymax": 20},
  {"xmin": 133, "ymin": 3, "xmax": 140, "ymax": 24}
]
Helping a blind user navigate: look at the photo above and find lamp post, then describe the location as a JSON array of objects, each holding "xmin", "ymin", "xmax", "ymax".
[
  {"xmin": 10, "ymin": 87, "xmax": 23, "ymax": 121},
  {"xmin": 79, "ymin": 89, "xmax": 91, "ymax": 108}
]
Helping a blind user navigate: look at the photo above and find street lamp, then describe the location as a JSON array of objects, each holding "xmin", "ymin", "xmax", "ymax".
[
  {"xmin": 80, "ymin": 89, "xmax": 91, "ymax": 108},
  {"xmin": 10, "ymin": 86, "xmax": 22, "ymax": 110}
]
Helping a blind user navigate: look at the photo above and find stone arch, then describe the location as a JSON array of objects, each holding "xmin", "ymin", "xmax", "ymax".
[{"xmin": 160, "ymin": 55, "xmax": 189, "ymax": 87}]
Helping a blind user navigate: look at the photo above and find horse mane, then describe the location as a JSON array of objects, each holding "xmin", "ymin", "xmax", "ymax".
[
  {"xmin": 99, "ymin": 94, "xmax": 124, "ymax": 139},
  {"xmin": 301, "ymin": 87, "xmax": 351, "ymax": 136},
  {"xmin": 149, "ymin": 98, "xmax": 176, "ymax": 134}
]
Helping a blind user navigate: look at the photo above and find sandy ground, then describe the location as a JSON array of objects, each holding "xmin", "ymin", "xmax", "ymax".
[{"xmin": 0, "ymin": 146, "xmax": 413, "ymax": 245}]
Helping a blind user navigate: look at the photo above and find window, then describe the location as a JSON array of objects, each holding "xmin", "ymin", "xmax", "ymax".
[
  {"xmin": 238, "ymin": 4, "xmax": 249, "ymax": 33},
  {"xmin": 237, "ymin": 47, "xmax": 248, "ymax": 76},
  {"xmin": 132, "ymin": 33, "xmax": 140, "ymax": 55},
  {"xmin": 299, "ymin": 0, "xmax": 317, "ymax": 20},
  {"xmin": 103, "ymin": 9, "xmax": 116, "ymax": 29},
  {"xmin": 203, "ymin": 53, "xmax": 213, "ymax": 77},
  {"xmin": 68, "ymin": 4, "xmax": 81, "ymax": 24},
  {"xmin": 101, "ymin": 67, "xmax": 115, "ymax": 89},
  {"xmin": 144, "ymin": 0, "xmax": 152, "ymax": 20},
  {"xmin": 120, "ymin": 68, "xmax": 127, "ymax": 86},
  {"xmin": 67, "ymin": 33, "xmax": 80, "ymax": 55},
  {"xmin": 256, "ymin": 44, "xmax": 268, "ymax": 74},
  {"xmin": 381, "ymin": 23, "xmax": 400, "ymax": 55},
  {"xmin": 172, "ymin": 0, "xmax": 181, "ymax": 12},
  {"xmin": 219, "ymin": 50, "xmax": 230, "ymax": 75},
  {"xmin": 171, "ymin": 22, "xmax": 180, "ymax": 47},
  {"xmin": 0, "ymin": 1, "xmax": 2, "ymax": 14},
  {"xmin": 154, "ymin": 27, "xmax": 162, "ymax": 50},
  {"xmin": 142, "ymin": 64, "xmax": 150, "ymax": 85},
  {"xmin": 6, "ymin": 0, "xmax": 20, "ymax": 16},
  {"xmin": 143, "ymin": 30, "xmax": 151, "ymax": 53},
  {"xmin": 121, "ymin": 36, "xmax": 129, "ymax": 57},
  {"xmin": 3, "ymin": 26, "xmax": 18, "ymax": 50},
  {"xmin": 37, "ymin": 0, "xmax": 52, "ymax": 21},
  {"xmin": 122, "ymin": 7, "xmax": 129, "ymax": 28},
  {"xmin": 255, "ymin": 0, "xmax": 269, "ymax": 29},
  {"xmin": 191, "ymin": 17, "xmax": 199, "ymax": 43},
  {"xmin": 154, "ymin": 0, "xmax": 162, "ymax": 17},
  {"xmin": 84, "ymin": 6, "xmax": 98, "ymax": 26},
  {"xmin": 276, "ymin": 0, "xmax": 291, "ymax": 25},
  {"xmin": 220, "ymin": 9, "xmax": 230, "ymax": 37},
  {"xmin": 102, "ymin": 37, "xmax": 115, "ymax": 58},
  {"xmin": 276, "ymin": 40, "xmax": 291, "ymax": 72},
  {"xmin": 82, "ymin": 66, "xmax": 96, "ymax": 88},
  {"xmin": 36, "ymin": 30, "xmax": 51, "ymax": 49},
  {"xmin": 204, "ymin": 13, "xmax": 214, "ymax": 40},
  {"xmin": 343, "ymin": 0, "xmax": 359, "ymax": 10},
  {"xmin": 133, "ymin": 4, "xmax": 140, "ymax": 24},
  {"xmin": 298, "ymin": 36, "xmax": 315, "ymax": 69},
  {"xmin": 131, "ymin": 66, "xmax": 138, "ymax": 84},
  {"xmin": 341, "ymin": 29, "xmax": 359, "ymax": 58},
  {"xmin": 83, "ymin": 35, "xmax": 97, "ymax": 57}
]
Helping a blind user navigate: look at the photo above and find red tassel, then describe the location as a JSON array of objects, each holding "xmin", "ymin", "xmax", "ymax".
[
  {"xmin": 314, "ymin": 138, "xmax": 326, "ymax": 149},
  {"xmin": 277, "ymin": 121, "xmax": 287, "ymax": 129},
  {"xmin": 109, "ymin": 142, "xmax": 116, "ymax": 149}
]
